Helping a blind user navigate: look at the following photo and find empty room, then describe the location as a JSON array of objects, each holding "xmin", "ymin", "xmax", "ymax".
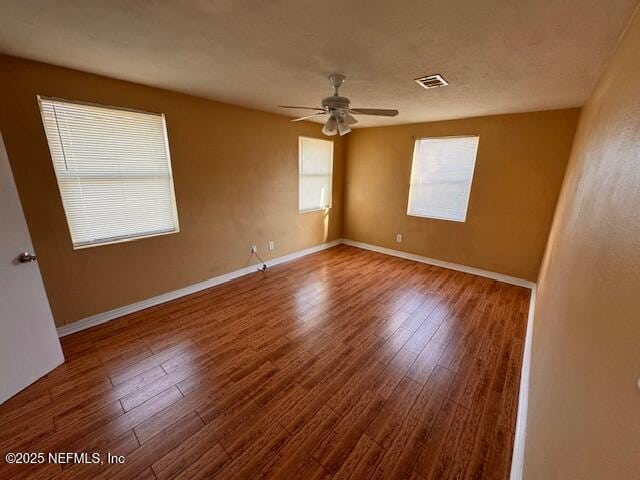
[{"xmin": 1, "ymin": 1, "xmax": 638, "ymax": 479}]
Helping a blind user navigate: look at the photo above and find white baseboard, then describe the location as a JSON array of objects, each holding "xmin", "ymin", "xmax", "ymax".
[
  {"xmin": 59, "ymin": 237, "xmax": 535, "ymax": 337},
  {"xmin": 509, "ymin": 285, "xmax": 536, "ymax": 480},
  {"xmin": 56, "ymin": 238, "xmax": 343, "ymax": 337},
  {"xmin": 341, "ymin": 239, "xmax": 536, "ymax": 289}
]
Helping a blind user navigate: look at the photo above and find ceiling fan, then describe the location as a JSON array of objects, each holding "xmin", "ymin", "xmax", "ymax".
[{"xmin": 279, "ymin": 74, "xmax": 399, "ymax": 136}]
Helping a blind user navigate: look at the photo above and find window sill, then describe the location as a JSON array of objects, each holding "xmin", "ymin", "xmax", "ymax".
[
  {"xmin": 299, "ymin": 207, "xmax": 331, "ymax": 214},
  {"xmin": 72, "ymin": 228, "xmax": 179, "ymax": 250},
  {"xmin": 406, "ymin": 211, "xmax": 467, "ymax": 223}
]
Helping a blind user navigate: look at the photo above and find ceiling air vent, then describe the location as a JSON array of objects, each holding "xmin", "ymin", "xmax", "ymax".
[{"xmin": 415, "ymin": 74, "xmax": 449, "ymax": 89}]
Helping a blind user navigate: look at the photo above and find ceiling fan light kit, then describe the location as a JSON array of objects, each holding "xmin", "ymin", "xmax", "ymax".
[
  {"xmin": 322, "ymin": 116, "xmax": 338, "ymax": 136},
  {"xmin": 279, "ymin": 74, "xmax": 399, "ymax": 136}
]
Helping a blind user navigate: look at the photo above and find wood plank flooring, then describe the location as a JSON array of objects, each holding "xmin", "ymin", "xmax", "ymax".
[{"xmin": 0, "ymin": 245, "xmax": 530, "ymax": 479}]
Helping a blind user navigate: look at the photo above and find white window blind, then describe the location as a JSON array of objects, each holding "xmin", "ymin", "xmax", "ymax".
[
  {"xmin": 38, "ymin": 96, "xmax": 179, "ymax": 248},
  {"xmin": 407, "ymin": 136, "xmax": 479, "ymax": 222},
  {"xmin": 299, "ymin": 136, "xmax": 333, "ymax": 212}
]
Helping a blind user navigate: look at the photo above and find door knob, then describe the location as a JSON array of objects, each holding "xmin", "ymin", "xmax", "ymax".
[{"xmin": 18, "ymin": 252, "xmax": 37, "ymax": 263}]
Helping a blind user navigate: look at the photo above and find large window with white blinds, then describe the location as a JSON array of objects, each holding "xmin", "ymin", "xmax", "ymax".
[
  {"xmin": 298, "ymin": 136, "xmax": 333, "ymax": 212},
  {"xmin": 407, "ymin": 136, "xmax": 479, "ymax": 222},
  {"xmin": 38, "ymin": 97, "xmax": 179, "ymax": 249}
]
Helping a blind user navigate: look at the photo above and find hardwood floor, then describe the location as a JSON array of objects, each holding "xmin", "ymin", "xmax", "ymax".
[{"xmin": 0, "ymin": 245, "xmax": 530, "ymax": 479}]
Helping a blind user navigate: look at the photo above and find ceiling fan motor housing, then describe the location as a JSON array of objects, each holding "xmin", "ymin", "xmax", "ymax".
[{"xmin": 321, "ymin": 95, "xmax": 350, "ymax": 111}]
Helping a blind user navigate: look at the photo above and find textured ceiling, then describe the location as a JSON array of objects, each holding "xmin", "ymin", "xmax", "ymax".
[{"xmin": 0, "ymin": 0, "xmax": 637, "ymax": 127}]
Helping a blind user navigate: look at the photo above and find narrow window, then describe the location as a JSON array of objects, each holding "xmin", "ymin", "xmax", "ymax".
[
  {"xmin": 38, "ymin": 96, "xmax": 179, "ymax": 248},
  {"xmin": 407, "ymin": 136, "xmax": 479, "ymax": 222},
  {"xmin": 298, "ymin": 136, "xmax": 333, "ymax": 212}
]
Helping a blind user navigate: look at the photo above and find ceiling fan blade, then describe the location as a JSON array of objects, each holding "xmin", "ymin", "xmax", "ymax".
[
  {"xmin": 349, "ymin": 108, "xmax": 399, "ymax": 117},
  {"xmin": 279, "ymin": 105, "xmax": 326, "ymax": 111},
  {"xmin": 291, "ymin": 112, "xmax": 328, "ymax": 122},
  {"xmin": 322, "ymin": 117, "xmax": 338, "ymax": 136}
]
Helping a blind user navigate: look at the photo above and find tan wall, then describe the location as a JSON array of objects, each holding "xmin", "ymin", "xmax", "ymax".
[
  {"xmin": 343, "ymin": 110, "xmax": 580, "ymax": 281},
  {"xmin": 524, "ymin": 7, "xmax": 640, "ymax": 480},
  {"xmin": 0, "ymin": 55, "xmax": 345, "ymax": 327}
]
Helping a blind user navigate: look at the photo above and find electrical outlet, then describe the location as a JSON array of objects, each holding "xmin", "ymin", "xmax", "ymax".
[
  {"xmin": 251, "ymin": 245, "xmax": 257, "ymax": 254},
  {"xmin": 268, "ymin": 241, "xmax": 275, "ymax": 251},
  {"xmin": 396, "ymin": 233, "xmax": 402, "ymax": 243}
]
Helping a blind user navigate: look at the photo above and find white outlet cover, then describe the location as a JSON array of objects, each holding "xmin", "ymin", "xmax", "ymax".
[
  {"xmin": 251, "ymin": 245, "xmax": 257, "ymax": 253},
  {"xmin": 396, "ymin": 234, "xmax": 402, "ymax": 243},
  {"xmin": 268, "ymin": 241, "xmax": 275, "ymax": 251}
]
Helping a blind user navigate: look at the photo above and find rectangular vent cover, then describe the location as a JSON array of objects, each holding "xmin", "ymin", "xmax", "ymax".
[{"xmin": 415, "ymin": 74, "xmax": 449, "ymax": 89}]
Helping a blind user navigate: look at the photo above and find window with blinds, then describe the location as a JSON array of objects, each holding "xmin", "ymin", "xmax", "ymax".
[
  {"xmin": 38, "ymin": 96, "xmax": 179, "ymax": 248},
  {"xmin": 298, "ymin": 136, "xmax": 333, "ymax": 212},
  {"xmin": 407, "ymin": 136, "xmax": 479, "ymax": 222}
]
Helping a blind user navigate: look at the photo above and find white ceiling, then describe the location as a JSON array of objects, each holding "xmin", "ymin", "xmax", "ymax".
[{"xmin": 0, "ymin": 0, "xmax": 637, "ymax": 127}]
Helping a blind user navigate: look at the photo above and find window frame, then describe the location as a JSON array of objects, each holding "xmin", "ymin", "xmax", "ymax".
[
  {"xmin": 406, "ymin": 135, "xmax": 480, "ymax": 223},
  {"xmin": 298, "ymin": 136, "xmax": 334, "ymax": 213},
  {"xmin": 37, "ymin": 95, "xmax": 180, "ymax": 249}
]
